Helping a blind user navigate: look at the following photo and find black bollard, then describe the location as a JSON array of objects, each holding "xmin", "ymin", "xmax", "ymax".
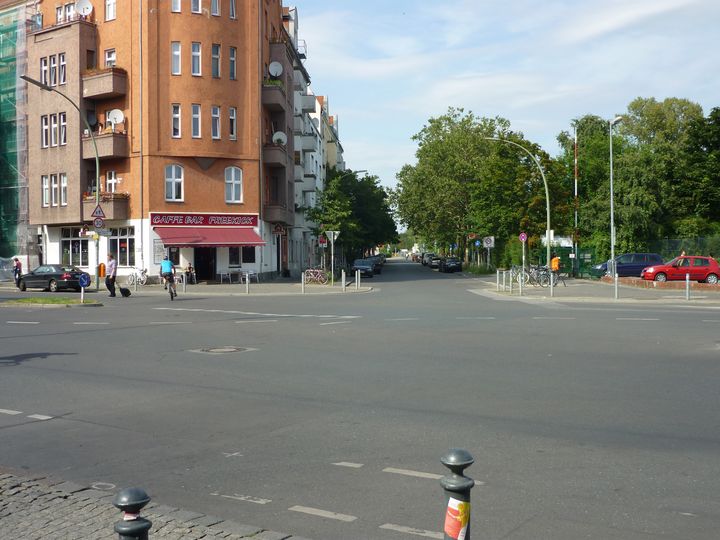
[
  {"xmin": 113, "ymin": 487, "xmax": 152, "ymax": 540},
  {"xmin": 440, "ymin": 449, "xmax": 475, "ymax": 540}
]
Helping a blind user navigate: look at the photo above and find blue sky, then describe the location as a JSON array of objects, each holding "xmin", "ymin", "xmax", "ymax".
[{"xmin": 293, "ymin": 0, "xmax": 720, "ymax": 189}]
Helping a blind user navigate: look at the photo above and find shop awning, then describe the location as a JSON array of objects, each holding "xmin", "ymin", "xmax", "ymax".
[{"xmin": 154, "ymin": 227, "xmax": 266, "ymax": 247}]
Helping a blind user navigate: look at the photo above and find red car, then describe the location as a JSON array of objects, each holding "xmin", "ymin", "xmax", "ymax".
[{"xmin": 640, "ymin": 255, "xmax": 720, "ymax": 284}]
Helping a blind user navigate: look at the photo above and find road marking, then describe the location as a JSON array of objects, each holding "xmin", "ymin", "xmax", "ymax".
[
  {"xmin": 616, "ymin": 317, "xmax": 659, "ymax": 321},
  {"xmin": 289, "ymin": 506, "xmax": 357, "ymax": 522},
  {"xmin": 383, "ymin": 467, "xmax": 443, "ymax": 480},
  {"xmin": 333, "ymin": 462, "xmax": 364, "ymax": 468},
  {"xmin": 319, "ymin": 321, "xmax": 352, "ymax": 326},
  {"xmin": 219, "ymin": 493, "xmax": 272, "ymax": 505},
  {"xmin": 27, "ymin": 414, "xmax": 52, "ymax": 420},
  {"xmin": 702, "ymin": 320, "xmax": 720, "ymax": 323},
  {"xmin": 456, "ymin": 316, "xmax": 496, "ymax": 320},
  {"xmin": 385, "ymin": 318, "xmax": 420, "ymax": 321},
  {"xmin": 155, "ymin": 307, "xmax": 360, "ymax": 319},
  {"xmin": 379, "ymin": 524, "xmax": 443, "ymax": 538},
  {"xmin": 235, "ymin": 319, "xmax": 278, "ymax": 324},
  {"xmin": 73, "ymin": 322, "xmax": 110, "ymax": 325},
  {"xmin": 6, "ymin": 321, "xmax": 39, "ymax": 325},
  {"xmin": 0, "ymin": 409, "xmax": 23, "ymax": 415},
  {"xmin": 223, "ymin": 452, "xmax": 243, "ymax": 457},
  {"xmin": 532, "ymin": 316, "xmax": 576, "ymax": 320},
  {"xmin": 148, "ymin": 321, "xmax": 193, "ymax": 325}
]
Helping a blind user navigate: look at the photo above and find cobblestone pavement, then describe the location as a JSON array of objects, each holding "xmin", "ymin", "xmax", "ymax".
[{"xmin": 0, "ymin": 469, "xmax": 312, "ymax": 540}]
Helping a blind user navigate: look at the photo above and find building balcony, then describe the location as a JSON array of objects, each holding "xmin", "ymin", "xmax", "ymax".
[
  {"xmin": 263, "ymin": 144, "xmax": 289, "ymax": 167},
  {"xmin": 82, "ymin": 131, "xmax": 129, "ymax": 160},
  {"xmin": 82, "ymin": 68, "xmax": 128, "ymax": 99},
  {"xmin": 299, "ymin": 135, "xmax": 317, "ymax": 153},
  {"xmin": 263, "ymin": 204, "xmax": 295, "ymax": 226},
  {"xmin": 262, "ymin": 81, "xmax": 288, "ymax": 112},
  {"xmin": 82, "ymin": 192, "xmax": 129, "ymax": 221},
  {"xmin": 296, "ymin": 94, "xmax": 316, "ymax": 114}
]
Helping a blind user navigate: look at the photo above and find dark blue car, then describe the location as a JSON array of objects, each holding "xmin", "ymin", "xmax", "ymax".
[{"xmin": 591, "ymin": 253, "xmax": 664, "ymax": 277}]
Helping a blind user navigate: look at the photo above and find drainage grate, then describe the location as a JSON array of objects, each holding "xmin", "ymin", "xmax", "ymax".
[{"xmin": 190, "ymin": 346, "xmax": 255, "ymax": 355}]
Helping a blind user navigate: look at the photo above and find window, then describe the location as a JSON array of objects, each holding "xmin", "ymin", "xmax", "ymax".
[
  {"xmin": 106, "ymin": 0, "xmax": 116, "ymax": 21},
  {"xmin": 59, "ymin": 112, "xmax": 67, "ymax": 145},
  {"xmin": 106, "ymin": 170, "xmax": 118, "ymax": 193},
  {"xmin": 171, "ymin": 104, "xmax": 181, "ymax": 138},
  {"xmin": 64, "ymin": 3, "xmax": 75, "ymax": 21},
  {"xmin": 49, "ymin": 55, "xmax": 57, "ymax": 86},
  {"xmin": 224, "ymin": 166, "xmax": 242, "ymax": 202},
  {"xmin": 694, "ymin": 258, "xmax": 709, "ymax": 267},
  {"xmin": 229, "ymin": 46, "xmax": 236, "ymax": 80},
  {"xmin": 50, "ymin": 114, "xmax": 58, "ymax": 147},
  {"xmin": 229, "ymin": 246, "xmax": 255, "ymax": 266},
  {"xmin": 229, "ymin": 247, "xmax": 240, "ymax": 266},
  {"xmin": 42, "ymin": 175, "xmax": 49, "ymax": 207},
  {"xmin": 191, "ymin": 0, "xmax": 201, "ymax": 13},
  {"xmin": 40, "ymin": 57, "xmax": 48, "ymax": 84},
  {"xmin": 211, "ymin": 0, "xmax": 219, "ymax": 16},
  {"xmin": 170, "ymin": 42, "xmax": 181, "ymax": 75},
  {"xmin": 105, "ymin": 49, "xmax": 116, "ymax": 68},
  {"xmin": 165, "ymin": 164, "xmax": 184, "ymax": 201},
  {"xmin": 61, "ymin": 228, "xmax": 89, "ymax": 266},
  {"xmin": 211, "ymin": 106, "xmax": 220, "ymax": 139},
  {"xmin": 211, "ymin": 44, "xmax": 220, "ymax": 78},
  {"xmin": 229, "ymin": 107, "xmax": 237, "ymax": 140},
  {"xmin": 191, "ymin": 104, "xmax": 201, "ymax": 138},
  {"xmin": 50, "ymin": 174, "xmax": 59, "ymax": 206},
  {"xmin": 56, "ymin": 6, "xmax": 64, "ymax": 23},
  {"xmin": 109, "ymin": 227, "xmax": 135, "ymax": 266},
  {"xmin": 171, "ymin": 0, "xmax": 181, "ymax": 12},
  {"xmin": 191, "ymin": 42, "xmax": 201, "ymax": 75},
  {"xmin": 87, "ymin": 50, "xmax": 96, "ymax": 70},
  {"xmin": 58, "ymin": 53, "xmax": 66, "ymax": 84},
  {"xmin": 229, "ymin": 0, "xmax": 236, "ymax": 19},
  {"xmin": 41, "ymin": 115, "xmax": 49, "ymax": 148},
  {"xmin": 60, "ymin": 173, "xmax": 67, "ymax": 206}
]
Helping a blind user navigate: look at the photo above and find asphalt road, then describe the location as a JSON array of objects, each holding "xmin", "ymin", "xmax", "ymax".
[{"xmin": 1, "ymin": 260, "xmax": 719, "ymax": 539}]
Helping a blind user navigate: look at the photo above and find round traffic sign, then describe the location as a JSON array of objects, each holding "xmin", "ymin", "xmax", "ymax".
[
  {"xmin": 78, "ymin": 273, "xmax": 91, "ymax": 288},
  {"xmin": 93, "ymin": 217, "xmax": 105, "ymax": 228},
  {"xmin": 519, "ymin": 232, "xmax": 527, "ymax": 242}
]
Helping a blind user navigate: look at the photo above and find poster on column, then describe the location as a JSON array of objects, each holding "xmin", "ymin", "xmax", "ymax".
[{"xmin": 444, "ymin": 497, "xmax": 470, "ymax": 540}]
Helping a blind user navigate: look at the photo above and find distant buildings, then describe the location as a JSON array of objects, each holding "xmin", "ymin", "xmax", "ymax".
[{"xmin": 0, "ymin": 0, "xmax": 343, "ymax": 281}]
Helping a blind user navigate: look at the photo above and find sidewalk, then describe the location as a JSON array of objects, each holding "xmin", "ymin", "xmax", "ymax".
[{"xmin": 0, "ymin": 468, "xmax": 312, "ymax": 540}]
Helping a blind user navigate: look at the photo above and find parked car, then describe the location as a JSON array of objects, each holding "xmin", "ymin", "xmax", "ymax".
[
  {"xmin": 366, "ymin": 255, "xmax": 383, "ymax": 274},
  {"xmin": 429, "ymin": 255, "xmax": 441, "ymax": 268},
  {"xmin": 351, "ymin": 259, "xmax": 374, "ymax": 278},
  {"xmin": 18, "ymin": 264, "xmax": 90, "ymax": 292},
  {"xmin": 439, "ymin": 257, "xmax": 462, "ymax": 273},
  {"xmin": 641, "ymin": 255, "xmax": 720, "ymax": 284},
  {"xmin": 590, "ymin": 252, "xmax": 664, "ymax": 277},
  {"xmin": 422, "ymin": 253, "xmax": 436, "ymax": 266}
]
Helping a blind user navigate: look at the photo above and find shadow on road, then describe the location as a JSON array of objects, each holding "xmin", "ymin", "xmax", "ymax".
[{"xmin": 0, "ymin": 352, "xmax": 77, "ymax": 367}]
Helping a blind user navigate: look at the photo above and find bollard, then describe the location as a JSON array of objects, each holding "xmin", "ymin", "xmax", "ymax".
[
  {"xmin": 182, "ymin": 274, "xmax": 187, "ymax": 294},
  {"xmin": 245, "ymin": 275, "xmax": 250, "ymax": 295},
  {"xmin": 113, "ymin": 487, "xmax": 152, "ymax": 540},
  {"xmin": 509, "ymin": 271, "xmax": 513, "ymax": 294},
  {"xmin": 440, "ymin": 449, "xmax": 475, "ymax": 540},
  {"xmin": 496, "ymin": 270, "xmax": 500, "ymax": 292},
  {"xmin": 686, "ymin": 273, "xmax": 690, "ymax": 301},
  {"xmin": 342, "ymin": 269, "xmax": 346, "ymax": 292},
  {"xmin": 355, "ymin": 269, "xmax": 360, "ymax": 290},
  {"xmin": 301, "ymin": 271, "xmax": 305, "ymax": 294},
  {"xmin": 502, "ymin": 271, "xmax": 506, "ymax": 291}
]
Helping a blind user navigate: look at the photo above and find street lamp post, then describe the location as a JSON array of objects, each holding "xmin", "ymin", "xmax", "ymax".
[
  {"xmin": 21, "ymin": 74, "xmax": 102, "ymax": 290},
  {"xmin": 485, "ymin": 136, "xmax": 554, "ymax": 297},
  {"xmin": 609, "ymin": 116, "xmax": 623, "ymax": 300}
]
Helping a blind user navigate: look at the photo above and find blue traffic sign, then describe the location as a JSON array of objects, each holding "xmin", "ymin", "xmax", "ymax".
[
  {"xmin": 78, "ymin": 273, "xmax": 91, "ymax": 288},
  {"xmin": 475, "ymin": 240, "xmax": 480, "ymax": 247}
]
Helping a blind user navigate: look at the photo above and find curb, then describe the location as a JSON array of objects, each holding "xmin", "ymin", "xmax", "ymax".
[{"xmin": 0, "ymin": 301, "xmax": 103, "ymax": 308}]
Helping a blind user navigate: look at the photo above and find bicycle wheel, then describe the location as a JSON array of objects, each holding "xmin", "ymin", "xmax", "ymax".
[
  {"xmin": 127, "ymin": 273, "xmax": 135, "ymax": 286},
  {"xmin": 539, "ymin": 272, "xmax": 550, "ymax": 287},
  {"xmin": 139, "ymin": 273, "xmax": 148, "ymax": 286},
  {"xmin": 318, "ymin": 272, "xmax": 329, "ymax": 285}
]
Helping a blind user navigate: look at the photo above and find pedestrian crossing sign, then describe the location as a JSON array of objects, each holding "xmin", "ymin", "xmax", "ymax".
[{"xmin": 91, "ymin": 204, "xmax": 106, "ymax": 218}]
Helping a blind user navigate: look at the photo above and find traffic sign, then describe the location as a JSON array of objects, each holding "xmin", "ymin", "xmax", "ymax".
[
  {"xmin": 475, "ymin": 240, "xmax": 480, "ymax": 247},
  {"xmin": 468, "ymin": 233, "xmax": 477, "ymax": 240},
  {"xmin": 482, "ymin": 236, "xmax": 495, "ymax": 248},
  {"xmin": 519, "ymin": 232, "xmax": 527, "ymax": 243},
  {"xmin": 78, "ymin": 273, "xmax": 91, "ymax": 288},
  {"xmin": 318, "ymin": 236, "xmax": 327, "ymax": 247},
  {"xmin": 95, "ymin": 228, "xmax": 112, "ymax": 236},
  {"xmin": 91, "ymin": 204, "xmax": 106, "ymax": 218},
  {"xmin": 93, "ymin": 217, "xmax": 105, "ymax": 229}
]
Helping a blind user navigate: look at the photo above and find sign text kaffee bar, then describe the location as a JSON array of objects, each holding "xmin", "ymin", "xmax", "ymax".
[{"xmin": 150, "ymin": 212, "xmax": 258, "ymax": 227}]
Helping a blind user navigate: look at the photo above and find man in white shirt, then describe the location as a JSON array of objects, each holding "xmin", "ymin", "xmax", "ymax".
[{"xmin": 106, "ymin": 253, "xmax": 117, "ymax": 297}]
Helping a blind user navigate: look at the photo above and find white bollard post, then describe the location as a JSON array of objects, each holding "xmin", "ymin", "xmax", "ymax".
[
  {"xmin": 519, "ymin": 270, "xmax": 523, "ymax": 297},
  {"xmin": 356, "ymin": 269, "xmax": 360, "ymax": 290},
  {"xmin": 502, "ymin": 270, "xmax": 506, "ymax": 291},
  {"xmin": 182, "ymin": 274, "xmax": 187, "ymax": 293},
  {"xmin": 245, "ymin": 275, "xmax": 250, "ymax": 295},
  {"xmin": 301, "ymin": 271, "xmax": 305, "ymax": 294},
  {"xmin": 686, "ymin": 273, "xmax": 690, "ymax": 301},
  {"xmin": 509, "ymin": 271, "xmax": 514, "ymax": 294},
  {"xmin": 342, "ymin": 270, "xmax": 346, "ymax": 292},
  {"xmin": 496, "ymin": 270, "xmax": 500, "ymax": 291}
]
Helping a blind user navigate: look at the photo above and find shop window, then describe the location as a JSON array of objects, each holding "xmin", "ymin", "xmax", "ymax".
[
  {"xmin": 61, "ymin": 228, "xmax": 89, "ymax": 266},
  {"xmin": 109, "ymin": 227, "xmax": 135, "ymax": 267}
]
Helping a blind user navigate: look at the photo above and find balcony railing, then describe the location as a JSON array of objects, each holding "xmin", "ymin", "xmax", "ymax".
[
  {"xmin": 262, "ymin": 81, "xmax": 288, "ymax": 112},
  {"xmin": 82, "ymin": 68, "xmax": 127, "ymax": 99},
  {"xmin": 82, "ymin": 131, "xmax": 129, "ymax": 160},
  {"xmin": 263, "ymin": 143, "xmax": 288, "ymax": 167}
]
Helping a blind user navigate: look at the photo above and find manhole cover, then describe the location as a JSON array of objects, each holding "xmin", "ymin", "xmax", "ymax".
[{"xmin": 190, "ymin": 346, "xmax": 255, "ymax": 355}]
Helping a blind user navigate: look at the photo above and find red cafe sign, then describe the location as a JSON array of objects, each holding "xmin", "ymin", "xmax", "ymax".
[{"xmin": 150, "ymin": 212, "xmax": 258, "ymax": 227}]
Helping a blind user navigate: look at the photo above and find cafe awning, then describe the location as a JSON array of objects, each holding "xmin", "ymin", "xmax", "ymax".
[{"xmin": 154, "ymin": 227, "xmax": 266, "ymax": 247}]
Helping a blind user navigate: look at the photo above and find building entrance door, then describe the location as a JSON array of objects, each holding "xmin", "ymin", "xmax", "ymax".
[{"xmin": 194, "ymin": 248, "xmax": 216, "ymax": 281}]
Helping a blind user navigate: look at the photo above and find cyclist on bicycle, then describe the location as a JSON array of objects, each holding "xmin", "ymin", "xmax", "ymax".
[{"xmin": 160, "ymin": 256, "xmax": 177, "ymax": 299}]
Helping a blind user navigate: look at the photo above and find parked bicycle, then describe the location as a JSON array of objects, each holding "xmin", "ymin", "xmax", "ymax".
[
  {"xmin": 304, "ymin": 268, "xmax": 329, "ymax": 285},
  {"xmin": 126, "ymin": 267, "xmax": 148, "ymax": 286}
]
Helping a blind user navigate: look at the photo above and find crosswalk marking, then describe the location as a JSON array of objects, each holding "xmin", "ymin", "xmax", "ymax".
[
  {"xmin": 379, "ymin": 524, "xmax": 443, "ymax": 538},
  {"xmin": 382, "ymin": 468, "xmax": 443, "ymax": 480},
  {"xmin": 333, "ymin": 462, "xmax": 364, "ymax": 468},
  {"xmin": 289, "ymin": 506, "xmax": 357, "ymax": 522},
  {"xmin": 0, "ymin": 409, "xmax": 22, "ymax": 415}
]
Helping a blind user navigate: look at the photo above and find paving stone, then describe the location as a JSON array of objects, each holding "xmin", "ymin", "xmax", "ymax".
[
  {"xmin": 252, "ymin": 531, "xmax": 292, "ymax": 540},
  {"xmin": 210, "ymin": 520, "xmax": 263, "ymax": 536},
  {"xmin": 194, "ymin": 514, "xmax": 225, "ymax": 527},
  {"xmin": 165, "ymin": 509, "xmax": 205, "ymax": 522}
]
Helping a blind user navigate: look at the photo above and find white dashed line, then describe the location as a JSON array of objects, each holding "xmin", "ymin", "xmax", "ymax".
[
  {"xmin": 382, "ymin": 468, "xmax": 443, "ymax": 480},
  {"xmin": 333, "ymin": 462, "xmax": 364, "ymax": 468},
  {"xmin": 384, "ymin": 318, "xmax": 420, "ymax": 321},
  {"xmin": 148, "ymin": 321, "xmax": 193, "ymax": 325},
  {"xmin": 234, "ymin": 319, "xmax": 278, "ymax": 324},
  {"xmin": 532, "ymin": 316, "xmax": 576, "ymax": 320},
  {"xmin": 218, "ymin": 494, "xmax": 271, "ymax": 505},
  {"xmin": 73, "ymin": 322, "xmax": 110, "ymax": 325},
  {"xmin": 379, "ymin": 524, "xmax": 443, "ymax": 538},
  {"xmin": 319, "ymin": 321, "xmax": 352, "ymax": 326},
  {"xmin": 288, "ymin": 506, "xmax": 357, "ymax": 522},
  {"xmin": 456, "ymin": 316, "xmax": 496, "ymax": 320},
  {"xmin": 0, "ymin": 409, "xmax": 22, "ymax": 415},
  {"xmin": 27, "ymin": 414, "xmax": 53, "ymax": 420},
  {"xmin": 6, "ymin": 321, "xmax": 39, "ymax": 325},
  {"xmin": 616, "ymin": 317, "xmax": 659, "ymax": 321},
  {"xmin": 702, "ymin": 320, "xmax": 720, "ymax": 323}
]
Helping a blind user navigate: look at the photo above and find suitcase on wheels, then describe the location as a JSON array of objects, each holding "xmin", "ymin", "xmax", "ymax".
[{"xmin": 119, "ymin": 287, "xmax": 131, "ymax": 298}]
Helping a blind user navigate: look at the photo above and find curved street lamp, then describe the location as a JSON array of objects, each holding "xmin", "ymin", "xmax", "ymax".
[
  {"xmin": 21, "ymin": 74, "xmax": 101, "ymax": 290},
  {"xmin": 484, "ymin": 136, "xmax": 553, "ymax": 296}
]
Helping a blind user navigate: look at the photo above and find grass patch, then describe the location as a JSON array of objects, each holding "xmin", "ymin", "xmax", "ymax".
[{"xmin": 4, "ymin": 297, "xmax": 99, "ymax": 305}]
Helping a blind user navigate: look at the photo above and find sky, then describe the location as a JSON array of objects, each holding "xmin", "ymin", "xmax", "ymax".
[{"xmin": 291, "ymin": 0, "xmax": 720, "ymax": 189}]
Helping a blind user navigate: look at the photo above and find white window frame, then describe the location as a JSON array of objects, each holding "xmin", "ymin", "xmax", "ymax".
[
  {"xmin": 229, "ymin": 0, "xmax": 236, "ymax": 19},
  {"xmin": 165, "ymin": 164, "xmax": 184, "ymax": 202},
  {"xmin": 229, "ymin": 107, "xmax": 237, "ymax": 140},
  {"xmin": 211, "ymin": 106, "xmax": 220, "ymax": 139},
  {"xmin": 105, "ymin": 0, "xmax": 116, "ymax": 21},
  {"xmin": 106, "ymin": 170, "xmax": 118, "ymax": 193},
  {"xmin": 171, "ymin": 0, "xmax": 182, "ymax": 12},
  {"xmin": 42, "ymin": 175, "xmax": 49, "ymax": 207},
  {"xmin": 50, "ymin": 174, "xmax": 59, "ymax": 206},
  {"xmin": 60, "ymin": 173, "xmax": 68, "ymax": 206},
  {"xmin": 56, "ymin": 6, "xmax": 64, "ymax": 23},
  {"xmin": 58, "ymin": 53, "xmax": 66, "ymax": 85},
  {"xmin": 40, "ymin": 57, "xmax": 48, "ymax": 85},
  {"xmin": 171, "ymin": 42, "xmax": 181, "ymax": 75},
  {"xmin": 211, "ymin": 0, "xmax": 220, "ymax": 16},
  {"xmin": 50, "ymin": 114, "xmax": 58, "ymax": 147},
  {"xmin": 191, "ymin": 0, "xmax": 201, "ymax": 14},
  {"xmin": 64, "ymin": 3, "xmax": 75, "ymax": 21},
  {"xmin": 211, "ymin": 44, "xmax": 220, "ymax": 78},
  {"xmin": 59, "ymin": 112, "xmax": 67, "ymax": 145},
  {"xmin": 224, "ymin": 166, "xmax": 242, "ymax": 203},
  {"xmin": 105, "ymin": 49, "xmax": 116, "ymax": 68},
  {"xmin": 49, "ymin": 55, "xmax": 57, "ymax": 86},
  {"xmin": 191, "ymin": 42, "xmax": 201, "ymax": 76},
  {"xmin": 191, "ymin": 104, "xmax": 201, "ymax": 138},
  {"xmin": 171, "ymin": 104, "xmax": 181, "ymax": 138},
  {"xmin": 41, "ymin": 115, "xmax": 49, "ymax": 148},
  {"xmin": 229, "ymin": 46, "xmax": 236, "ymax": 80}
]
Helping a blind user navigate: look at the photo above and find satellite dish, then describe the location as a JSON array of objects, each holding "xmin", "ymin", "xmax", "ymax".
[
  {"xmin": 271, "ymin": 131, "xmax": 287, "ymax": 146},
  {"xmin": 268, "ymin": 62, "xmax": 283, "ymax": 78},
  {"xmin": 76, "ymin": 0, "xmax": 94, "ymax": 16},
  {"xmin": 107, "ymin": 109, "xmax": 125, "ymax": 126},
  {"xmin": 86, "ymin": 111, "xmax": 97, "ymax": 126}
]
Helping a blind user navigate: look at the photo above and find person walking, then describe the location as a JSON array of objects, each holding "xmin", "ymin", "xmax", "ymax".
[
  {"xmin": 160, "ymin": 256, "xmax": 177, "ymax": 299},
  {"xmin": 106, "ymin": 253, "xmax": 117, "ymax": 297},
  {"xmin": 12, "ymin": 257, "xmax": 22, "ymax": 288}
]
